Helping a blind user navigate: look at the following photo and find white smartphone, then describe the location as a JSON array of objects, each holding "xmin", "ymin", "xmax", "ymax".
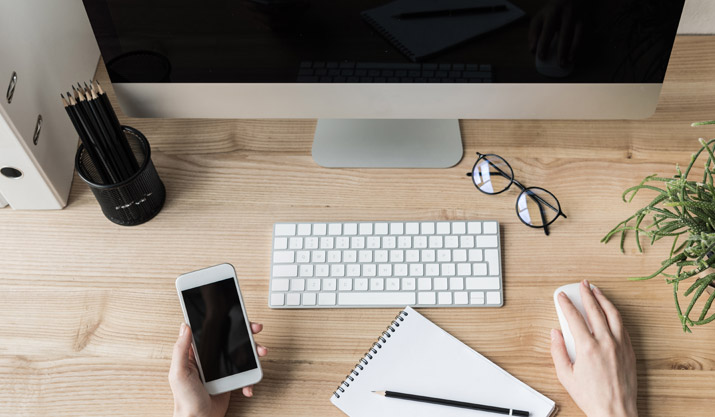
[{"xmin": 175, "ymin": 263, "xmax": 263, "ymax": 394}]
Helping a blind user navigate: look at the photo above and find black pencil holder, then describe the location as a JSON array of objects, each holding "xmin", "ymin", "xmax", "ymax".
[{"xmin": 76, "ymin": 126, "xmax": 166, "ymax": 226}]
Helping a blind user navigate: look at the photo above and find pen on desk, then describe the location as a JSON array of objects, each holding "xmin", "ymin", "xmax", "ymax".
[
  {"xmin": 373, "ymin": 390, "xmax": 530, "ymax": 416},
  {"xmin": 393, "ymin": 5, "xmax": 508, "ymax": 19}
]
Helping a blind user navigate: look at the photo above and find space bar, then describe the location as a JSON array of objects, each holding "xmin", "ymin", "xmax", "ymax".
[{"xmin": 338, "ymin": 292, "xmax": 416, "ymax": 306}]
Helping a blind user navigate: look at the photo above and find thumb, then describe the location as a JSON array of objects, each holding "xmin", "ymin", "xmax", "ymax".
[
  {"xmin": 550, "ymin": 329, "xmax": 573, "ymax": 385},
  {"xmin": 171, "ymin": 323, "xmax": 192, "ymax": 375}
]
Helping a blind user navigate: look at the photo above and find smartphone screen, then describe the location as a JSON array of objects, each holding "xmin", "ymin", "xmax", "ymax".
[{"xmin": 181, "ymin": 278, "xmax": 258, "ymax": 382}]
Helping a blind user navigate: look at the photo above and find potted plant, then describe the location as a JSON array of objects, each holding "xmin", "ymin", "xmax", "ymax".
[{"xmin": 602, "ymin": 120, "xmax": 715, "ymax": 332}]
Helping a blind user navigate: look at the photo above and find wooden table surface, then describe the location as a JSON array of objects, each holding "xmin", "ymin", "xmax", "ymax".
[{"xmin": 2, "ymin": 36, "xmax": 715, "ymax": 417}]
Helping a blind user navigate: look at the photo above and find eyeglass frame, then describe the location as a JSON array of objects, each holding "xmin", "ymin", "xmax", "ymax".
[{"xmin": 466, "ymin": 152, "xmax": 567, "ymax": 235}]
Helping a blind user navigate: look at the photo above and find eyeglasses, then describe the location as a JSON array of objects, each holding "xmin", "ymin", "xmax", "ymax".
[{"xmin": 466, "ymin": 152, "xmax": 567, "ymax": 235}]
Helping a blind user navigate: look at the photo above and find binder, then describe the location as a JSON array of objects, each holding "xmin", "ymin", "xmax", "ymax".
[{"xmin": 0, "ymin": 0, "xmax": 99, "ymax": 209}]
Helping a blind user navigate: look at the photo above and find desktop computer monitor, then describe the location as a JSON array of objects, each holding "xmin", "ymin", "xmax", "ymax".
[{"xmin": 82, "ymin": 0, "xmax": 685, "ymax": 168}]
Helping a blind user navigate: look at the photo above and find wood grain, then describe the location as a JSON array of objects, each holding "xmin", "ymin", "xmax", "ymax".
[{"xmin": 2, "ymin": 36, "xmax": 715, "ymax": 416}]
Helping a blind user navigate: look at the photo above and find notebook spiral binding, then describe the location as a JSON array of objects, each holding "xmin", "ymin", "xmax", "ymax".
[
  {"xmin": 333, "ymin": 310, "xmax": 409, "ymax": 399},
  {"xmin": 360, "ymin": 13, "xmax": 417, "ymax": 62}
]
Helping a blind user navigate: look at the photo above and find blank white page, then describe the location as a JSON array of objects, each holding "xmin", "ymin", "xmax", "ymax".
[{"xmin": 331, "ymin": 307, "xmax": 555, "ymax": 417}]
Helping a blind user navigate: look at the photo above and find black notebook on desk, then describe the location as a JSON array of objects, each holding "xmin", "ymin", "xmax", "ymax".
[{"xmin": 362, "ymin": 0, "xmax": 525, "ymax": 62}]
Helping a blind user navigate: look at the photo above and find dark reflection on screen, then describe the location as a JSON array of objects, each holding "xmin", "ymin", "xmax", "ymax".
[
  {"xmin": 182, "ymin": 278, "xmax": 257, "ymax": 382},
  {"xmin": 83, "ymin": 0, "xmax": 684, "ymax": 83}
]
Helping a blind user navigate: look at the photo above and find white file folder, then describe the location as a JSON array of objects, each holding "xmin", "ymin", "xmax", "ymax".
[{"xmin": 0, "ymin": 0, "xmax": 99, "ymax": 209}]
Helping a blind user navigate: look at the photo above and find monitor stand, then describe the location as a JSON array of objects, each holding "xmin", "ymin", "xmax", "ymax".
[{"xmin": 312, "ymin": 119, "xmax": 463, "ymax": 168}]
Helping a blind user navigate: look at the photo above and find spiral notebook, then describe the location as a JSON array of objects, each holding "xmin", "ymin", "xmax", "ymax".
[
  {"xmin": 361, "ymin": 0, "xmax": 525, "ymax": 61},
  {"xmin": 331, "ymin": 307, "xmax": 556, "ymax": 417}
]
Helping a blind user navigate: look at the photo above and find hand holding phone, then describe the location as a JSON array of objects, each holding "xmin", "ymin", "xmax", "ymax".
[{"xmin": 175, "ymin": 264, "xmax": 265, "ymax": 396}]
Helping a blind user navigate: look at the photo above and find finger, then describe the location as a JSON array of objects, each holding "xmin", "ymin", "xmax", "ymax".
[
  {"xmin": 558, "ymin": 291, "xmax": 592, "ymax": 342},
  {"xmin": 529, "ymin": 15, "xmax": 544, "ymax": 53},
  {"xmin": 537, "ymin": 13, "xmax": 558, "ymax": 59},
  {"xmin": 557, "ymin": 9, "xmax": 575, "ymax": 66},
  {"xmin": 592, "ymin": 286, "xmax": 624, "ymax": 338},
  {"xmin": 251, "ymin": 322, "xmax": 263, "ymax": 334},
  {"xmin": 257, "ymin": 344, "xmax": 268, "ymax": 357},
  {"xmin": 579, "ymin": 280, "xmax": 610, "ymax": 339},
  {"xmin": 569, "ymin": 22, "xmax": 583, "ymax": 63},
  {"xmin": 550, "ymin": 329, "xmax": 573, "ymax": 384},
  {"xmin": 171, "ymin": 323, "xmax": 192, "ymax": 376},
  {"xmin": 243, "ymin": 385, "xmax": 254, "ymax": 397},
  {"xmin": 188, "ymin": 342, "xmax": 198, "ymax": 369}
]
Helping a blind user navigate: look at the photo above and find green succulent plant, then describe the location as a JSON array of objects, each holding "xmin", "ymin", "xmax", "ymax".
[{"xmin": 602, "ymin": 121, "xmax": 715, "ymax": 332}]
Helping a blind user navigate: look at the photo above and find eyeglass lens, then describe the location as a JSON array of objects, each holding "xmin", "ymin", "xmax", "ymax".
[
  {"xmin": 473, "ymin": 155, "xmax": 513, "ymax": 194},
  {"xmin": 517, "ymin": 188, "xmax": 561, "ymax": 227}
]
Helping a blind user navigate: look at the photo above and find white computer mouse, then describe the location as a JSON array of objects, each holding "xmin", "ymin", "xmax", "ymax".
[
  {"xmin": 553, "ymin": 282, "xmax": 594, "ymax": 363},
  {"xmin": 535, "ymin": 36, "xmax": 575, "ymax": 78}
]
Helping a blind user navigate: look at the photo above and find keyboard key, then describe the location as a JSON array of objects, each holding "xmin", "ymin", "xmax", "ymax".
[
  {"xmin": 351, "ymin": 236, "xmax": 365, "ymax": 249},
  {"xmin": 450, "ymin": 277, "xmax": 464, "ymax": 290},
  {"xmin": 363, "ymin": 264, "xmax": 376, "ymax": 277},
  {"xmin": 287, "ymin": 293, "xmax": 301, "ymax": 306},
  {"xmin": 316, "ymin": 265, "xmax": 329, "ymax": 277},
  {"xmin": 402, "ymin": 278, "xmax": 416, "ymax": 290},
  {"xmin": 273, "ymin": 265, "xmax": 298, "ymax": 277},
  {"xmin": 434, "ymin": 278, "xmax": 448, "ymax": 290},
  {"xmin": 477, "ymin": 235, "xmax": 498, "ymax": 248},
  {"xmin": 312, "ymin": 250, "xmax": 326, "ymax": 263},
  {"xmin": 438, "ymin": 292, "xmax": 453, "ymax": 304},
  {"xmin": 429, "ymin": 236, "xmax": 443, "ymax": 248},
  {"xmin": 336, "ymin": 237, "xmax": 350, "ymax": 249},
  {"xmin": 355, "ymin": 278, "xmax": 369, "ymax": 290},
  {"xmin": 304, "ymin": 237, "xmax": 319, "ymax": 249},
  {"xmin": 324, "ymin": 278, "xmax": 337, "ymax": 291},
  {"xmin": 343, "ymin": 223, "xmax": 358, "ymax": 235},
  {"xmin": 274, "ymin": 237, "xmax": 288, "ymax": 250},
  {"xmin": 378, "ymin": 264, "xmax": 392, "ymax": 277},
  {"xmin": 344, "ymin": 250, "xmax": 357, "ymax": 263},
  {"xmin": 275, "ymin": 224, "xmax": 296, "ymax": 236},
  {"xmin": 473, "ymin": 263, "xmax": 488, "ymax": 276},
  {"xmin": 485, "ymin": 249, "xmax": 500, "ymax": 275},
  {"xmin": 347, "ymin": 264, "xmax": 360, "ymax": 276},
  {"xmin": 359, "ymin": 223, "xmax": 373, "ymax": 235},
  {"xmin": 386, "ymin": 278, "xmax": 400, "ymax": 290},
  {"xmin": 320, "ymin": 237, "xmax": 334, "ymax": 249},
  {"xmin": 414, "ymin": 236, "xmax": 428, "ymax": 248},
  {"xmin": 466, "ymin": 277, "xmax": 499, "ymax": 290},
  {"xmin": 398, "ymin": 236, "xmax": 412, "ymax": 248},
  {"xmin": 297, "ymin": 224, "xmax": 311, "ymax": 236},
  {"xmin": 487, "ymin": 292, "xmax": 501, "ymax": 305},
  {"xmin": 291, "ymin": 279, "xmax": 305, "ymax": 291},
  {"xmin": 339, "ymin": 278, "xmax": 353, "ymax": 291},
  {"xmin": 271, "ymin": 293, "xmax": 285, "ymax": 306},
  {"xmin": 421, "ymin": 249, "xmax": 435, "ymax": 262},
  {"xmin": 436, "ymin": 222, "xmax": 450, "ymax": 234},
  {"xmin": 394, "ymin": 264, "xmax": 408, "ymax": 276},
  {"xmin": 406, "ymin": 250, "xmax": 420, "ymax": 262},
  {"xmin": 359, "ymin": 250, "xmax": 373, "ymax": 263},
  {"xmin": 483, "ymin": 222, "xmax": 498, "ymax": 234},
  {"xmin": 319, "ymin": 293, "xmax": 336, "ymax": 305},
  {"xmin": 367, "ymin": 236, "xmax": 381, "ymax": 248},
  {"xmin": 331, "ymin": 265, "xmax": 345, "ymax": 277},
  {"xmin": 339, "ymin": 292, "xmax": 416, "ymax": 306},
  {"xmin": 328, "ymin": 250, "xmax": 342, "ymax": 263},
  {"xmin": 296, "ymin": 251, "xmax": 310, "ymax": 263},
  {"xmin": 454, "ymin": 291, "xmax": 469, "ymax": 304},
  {"xmin": 444, "ymin": 236, "xmax": 459, "ymax": 248},
  {"xmin": 303, "ymin": 292, "xmax": 317, "ymax": 306},
  {"xmin": 418, "ymin": 277, "xmax": 432, "ymax": 290},
  {"xmin": 370, "ymin": 278, "xmax": 385, "ymax": 291},
  {"xmin": 460, "ymin": 235, "xmax": 475, "ymax": 248},
  {"xmin": 467, "ymin": 222, "xmax": 482, "ymax": 234},
  {"xmin": 421, "ymin": 222, "xmax": 435, "ymax": 234},
  {"xmin": 299, "ymin": 265, "xmax": 314, "ymax": 277},
  {"xmin": 409, "ymin": 264, "xmax": 424, "ymax": 276},
  {"xmin": 470, "ymin": 292, "xmax": 485, "ymax": 305},
  {"xmin": 313, "ymin": 224, "xmax": 327, "ymax": 235},
  {"xmin": 405, "ymin": 222, "xmax": 420, "ymax": 234},
  {"xmin": 441, "ymin": 264, "xmax": 455, "ymax": 276},
  {"xmin": 272, "ymin": 279, "xmax": 290, "ymax": 291},
  {"xmin": 375, "ymin": 250, "xmax": 388, "ymax": 262},
  {"xmin": 306, "ymin": 279, "xmax": 321, "ymax": 291},
  {"xmin": 426, "ymin": 264, "xmax": 439, "ymax": 276},
  {"xmin": 329, "ymin": 224, "xmax": 342, "ymax": 235},
  {"xmin": 390, "ymin": 223, "xmax": 404, "ymax": 234},
  {"xmin": 289, "ymin": 237, "xmax": 303, "ymax": 249},
  {"xmin": 468, "ymin": 249, "xmax": 483, "ymax": 262},
  {"xmin": 418, "ymin": 292, "xmax": 436, "ymax": 305},
  {"xmin": 273, "ymin": 251, "xmax": 295, "ymax": 263},
  {"xmin": 375, "ymin": 223, "xmax": 389, "ymax": 235},
  {"xmin": 390, "ymin": 250, "xmax": 404, "ymax": 262},
  {"xmin": 457, "ymin": 263, "xmax": 471, "ymax": 276},
  {"xmin": 437, "ymin": 249, "xmax": 451, "ymax": 262},
  {"xmin": 382, "ymin": 236, "xmax": 396, "ymax": 248}
]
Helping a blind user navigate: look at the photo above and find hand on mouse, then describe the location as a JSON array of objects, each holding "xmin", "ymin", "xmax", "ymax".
[
  {"xmin": 551, "ymin": 280, "xmax": 638, "ymax": 417},
  {"xmin": 529, "ymin": 0, "xmax": 585, "ymax": 67},
  {"xmin": 169, "ymin": 322, "xmax": 269, "ymax": 417}
]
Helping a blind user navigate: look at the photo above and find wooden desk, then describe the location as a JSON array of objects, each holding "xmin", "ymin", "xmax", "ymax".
[{"xmin": 2, "ymin": 36, "xmax": 715, "ymax": 417}]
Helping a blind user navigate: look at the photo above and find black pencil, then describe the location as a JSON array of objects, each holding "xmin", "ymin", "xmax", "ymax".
[
  {"xmin": 95, "ymin": 81, "xmax": 139, "ymax": 172},
  {"xmin": 373, "ymin": 390, "xmax": 530, "ymax": 416},
  {"xmin": 62, "ymin": 93, "xmax": 111, "ymax": 184},
  {"xmin": 84, "ymin": 82, "xmax": 131, "ymax": 180}
]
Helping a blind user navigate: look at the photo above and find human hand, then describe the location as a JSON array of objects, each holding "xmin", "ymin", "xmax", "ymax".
[
  {"xmin": 551, "ymin": 280, "xmax": 638, "ymax": 417},
  {"xmin": 169, "ymin": 322, "xmax": 269, "ymax": 417},
  {"xmin": 529, "ymin": 0, "xmax": 585, "ymax": 67}
]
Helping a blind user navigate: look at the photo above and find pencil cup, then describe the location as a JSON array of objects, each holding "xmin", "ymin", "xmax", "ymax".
[{"xmin": 76, "ymin": 126, "xmax": 165, "ymax": 226}]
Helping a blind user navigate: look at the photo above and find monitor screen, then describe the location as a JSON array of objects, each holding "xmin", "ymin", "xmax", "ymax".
[{"xmin": 84, "ymin": 0, "xmax": 684, "ymax": 84}]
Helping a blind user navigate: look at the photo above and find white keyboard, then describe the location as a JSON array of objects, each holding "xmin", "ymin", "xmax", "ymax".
[{"xmin": 269, "ymin": 221, "xmax": 503, "ymax": 309}]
